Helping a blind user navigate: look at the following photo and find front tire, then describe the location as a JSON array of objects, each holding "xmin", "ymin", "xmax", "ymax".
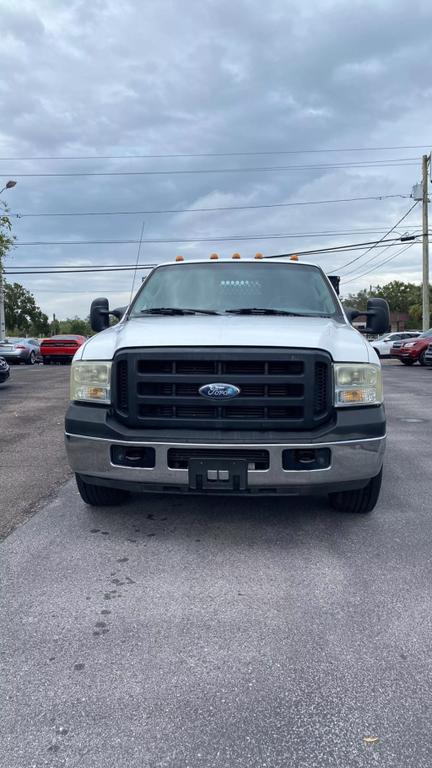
[
  {"xmin": 419, "ymin": 351, "xmax": 426, "ymax": 366},
  {"xmin": 75, "ymin": 474, "xmax": 130, "ymax": 507},
  {"xmin": 328, "ymin": 469, "xmax": 382, "ymax": 514}
]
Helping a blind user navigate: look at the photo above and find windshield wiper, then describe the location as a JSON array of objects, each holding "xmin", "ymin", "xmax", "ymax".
[
  {"xmin": 139, "ymin": 307, "xmax": 219, "ymax": 315},
  {"xmin": 224, "ymin": 308, "xmax": 309, "ymax": 316}
]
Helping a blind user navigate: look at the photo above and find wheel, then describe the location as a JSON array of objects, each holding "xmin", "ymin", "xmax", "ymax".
[
  {"xmin": 401, "ymin": 359, "xmax": 414, "ymax": 366},
  {"xmin": 328, "ymin": 469, "xmax": 382, "ymax": 514},
  {"xmin": 26, "ymin": 351, "xmax": 36, "ymax": 365},
  {"xmin": 419, "ymin": 351, "xmax": 426, "ymax": 366},
  {"xmin": 75, "ymin": 474, "xmax": 130, "ymax": 507}
]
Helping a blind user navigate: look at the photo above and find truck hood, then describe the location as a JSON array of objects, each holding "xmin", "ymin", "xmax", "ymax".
[{"xmin": 77, "ymin": 315, "xmax": 374, "ymax": 364}]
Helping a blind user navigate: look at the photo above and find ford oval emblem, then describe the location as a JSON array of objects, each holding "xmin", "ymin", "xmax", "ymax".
[{"xmin": 199, "ymin": 383, "xmax": 241, "ymax": 400}]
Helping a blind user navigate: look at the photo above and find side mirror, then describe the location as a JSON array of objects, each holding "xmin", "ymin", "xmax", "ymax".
[
  {"xmin": 111, "ymin": 306, "xmax": 127, "ymax": 320},
  {"xmin": 365, "ymin": 298, "xmax": 390, "ymax": 336},
  {"xmin": 344, "ymin": 298, "xmax": 390, "ymax": 336},
  {"xmin": 90, "ymin": 297, "xmax": 110, "ymax": 333}
]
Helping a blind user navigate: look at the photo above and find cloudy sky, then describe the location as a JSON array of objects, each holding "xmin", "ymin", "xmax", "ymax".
[{"xmin": 0, "ymin": 0, "xmax": 431, "ymax": 320}]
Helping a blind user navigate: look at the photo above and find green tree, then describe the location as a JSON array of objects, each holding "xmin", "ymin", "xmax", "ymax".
[
  {"xmin": 4, "ymin": 282, "xmax": 50, "ymax": 336},
  {"xmin": 0, "ymin": 201, "xmax": 15, "ymax": 267},
  {"xmin": 341, "ymin": 288, "xmax": 371, "ymax": 310},
  {"xmin": 373, "ymin": 280, "xmax": 421, "ymax": 313},
  {"xmin": 58, "ymin": 316, "xmax": 92, "ymax": 336}
]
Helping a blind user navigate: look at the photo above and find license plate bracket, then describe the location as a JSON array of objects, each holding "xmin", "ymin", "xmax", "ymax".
[{"xmin": 188, "ymin": 458, "xmax": 248, "ymax": 491}]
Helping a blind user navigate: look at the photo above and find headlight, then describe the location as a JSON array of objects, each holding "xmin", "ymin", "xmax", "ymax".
[
  {"xmin": 70, "ymin": 361, "xmax": 112, "ymax": 403},
  {"xmin": 334, "ymin": 363, "xmax": 383, "ymax": 407},
  {"xmin": 403, "ymin": 341, "xmax": 417, "ymax": 348}
]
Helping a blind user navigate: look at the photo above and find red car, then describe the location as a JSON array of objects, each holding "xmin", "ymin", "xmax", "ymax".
[
  {"xmin": 40, "ymin": 334, "xmax": 86, "ymax": 365},
  {"xmin": 390, "ymin": 328, "xmax": 432, "ymax": 365}
]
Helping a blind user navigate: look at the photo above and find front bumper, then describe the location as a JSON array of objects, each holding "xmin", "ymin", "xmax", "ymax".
[
  {"xmin": 65, "ymin": 432, "xmax": 385, "ymax": 496},
  {"xmin": 390, "ymin": 348, "xmax": 418, "ymax": 361}
]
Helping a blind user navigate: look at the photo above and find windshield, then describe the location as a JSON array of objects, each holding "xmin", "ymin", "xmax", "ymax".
[
  {"xmin": 418, "ymin": 329, "xmax": 432, "ymax": 338},
  {"xmin": 130, "ymin": 262, "xmax": 339, "ymax": 317}
]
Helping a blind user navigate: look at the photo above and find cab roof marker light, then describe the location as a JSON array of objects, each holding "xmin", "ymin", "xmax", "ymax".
[
  {"xmin": 175, "ymin": 255, "xmax": 184, "ymax": 262},
  {"xmin": 290, "ymin": 254, "xmax": 299, "ymax": 261},
  {"xmin": 255, "ymin": 253, "xmax": 264, "ymax": 259},
  {"xmin": 210, "ymin": 253, "xmax": 219, "ymax": 260},
  {"xmin": 232, "ymin": 253, "xmax": 241, "ymax": 259}
]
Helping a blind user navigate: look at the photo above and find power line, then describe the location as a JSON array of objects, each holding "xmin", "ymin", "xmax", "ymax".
[
  {"xmin": 5, "ymin": 237, "xmax": 422, "ymax": 275},
  {"xmin": 1, "ymin": 159, "xmax": 419, "ymax": 178},
  {"xmin": 342, "ymin": 242, "xmax": 416, "ymax": 285},
  {"xmin": 0, "ymin": 144, "xmax": 430, "ymax": 160},
  {"xmin": 11, "ymin": 228, "xmax": 423, "ymax": 247},
  {"xmin": 328, "ymin": 202, "xmax": 419, "ymax": 273},
  {"xmin": 8, "ymin": 193, "xmax": 411, "ymax": 218}
]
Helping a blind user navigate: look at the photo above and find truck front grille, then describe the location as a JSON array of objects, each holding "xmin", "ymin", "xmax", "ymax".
[{"xmin": 112, "ymin": 348, "xmax": 333, "ymax": 431}]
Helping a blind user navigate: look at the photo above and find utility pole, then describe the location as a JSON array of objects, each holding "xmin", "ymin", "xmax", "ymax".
[{"xmin": 422, "ymin": 154, "xmax": 430, "ymax": 331}]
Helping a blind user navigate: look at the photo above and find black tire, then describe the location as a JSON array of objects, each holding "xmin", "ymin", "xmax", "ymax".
[
  {"xmin": 26, "ymin": 351, "xmax": 36, "ymax": 365},
  {"xmin": 401, "ymin": 359, "xmax": 414, "ymax": 366},
  {"xmin": 75, "ymin": 473, "xmax": 129, "ymax": 507},
  {"xmin": 419, "ymin": 351, "xmax": 426, "ymax": 366},
  {"xmin": 328, "ymin": 469, "xmax": 382, "ymax": 514}
]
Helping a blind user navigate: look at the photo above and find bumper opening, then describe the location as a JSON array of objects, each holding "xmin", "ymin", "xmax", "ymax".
[{"xmin": 283, "ymin": 448, "xmax": 331, "ymax": 471}]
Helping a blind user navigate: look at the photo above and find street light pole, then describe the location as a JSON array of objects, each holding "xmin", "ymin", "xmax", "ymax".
[{"xmin": 0, "ymin": 180, "xmax": 17, "ymax": 339}]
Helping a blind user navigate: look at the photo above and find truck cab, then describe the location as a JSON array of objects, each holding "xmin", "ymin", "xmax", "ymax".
[{"xmin": 65, "ymin": 257, "xmax": 389, "ymax": 513}]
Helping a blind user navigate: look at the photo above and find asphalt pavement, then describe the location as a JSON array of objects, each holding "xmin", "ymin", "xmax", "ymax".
[
  {"xmin": 0, "ymin": 364, "xmax": 72, "ymax": 538},
  {"xmin": 1, "ymin": 364, "xmax": 432, "ymax": 767}
]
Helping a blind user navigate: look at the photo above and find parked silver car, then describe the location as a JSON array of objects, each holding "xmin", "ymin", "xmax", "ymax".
[{"xmin": 0, "ymin": 337, "xmax": 40, "ymax": 364}]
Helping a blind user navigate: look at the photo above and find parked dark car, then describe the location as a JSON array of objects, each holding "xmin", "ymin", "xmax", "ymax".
[
  {"xmin": 424, "ymin": 343, "xmax": 432, "ymax": 367},
  {"xmin": 0, "ymin": 337, "xmax": 40, "ymax": 364},
  {"xmin": 0, "ymin": 356, "xmax": 10, "ymax": 383},
  {"xmin": 390, "ymin": 328, "xmax": 432, "ymax": 365}
]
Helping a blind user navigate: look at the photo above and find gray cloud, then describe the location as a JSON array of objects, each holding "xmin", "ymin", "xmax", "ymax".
[{"xmin": 0, "ymin": 0, "xmax": 430, "ymax": 317}]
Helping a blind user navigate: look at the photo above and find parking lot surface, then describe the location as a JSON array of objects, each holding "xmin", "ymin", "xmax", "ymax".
[
  {"xmin": 0, "ymin": 365, "xmax": 71, "ymax": 539},
  {"xmin": 1, "ymin": 364, "xmax": 432, "ymax": 766}
]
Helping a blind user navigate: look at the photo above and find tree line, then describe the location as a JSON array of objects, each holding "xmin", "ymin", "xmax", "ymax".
[
  {"xmin": 342, "ymin": 281, "xmax": 432, "ymax": 328},
  {"xmin": 4, "ymin": 282, "xmax": 92, "ymax": 338}
]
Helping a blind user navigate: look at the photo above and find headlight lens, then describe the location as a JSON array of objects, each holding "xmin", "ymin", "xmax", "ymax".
[
  {"xmin": 403, "ymin": 341, "xmax": 416, "ymax": 348},
  {"xmin": 334, "ymin": 363, "xmax": 383, "ymax": 407},
  {"xmin": 70, "ymin": 361, "xmax": 112, "ymax": 403}
]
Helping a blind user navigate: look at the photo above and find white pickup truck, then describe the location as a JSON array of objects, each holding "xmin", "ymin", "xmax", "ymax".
[{"xmin": 65, "ymin": 257, "xmax": 389, "ymax": 513}]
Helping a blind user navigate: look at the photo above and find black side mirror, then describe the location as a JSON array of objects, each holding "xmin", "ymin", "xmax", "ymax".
[
  {"xmin": 90, "ymin": 297, "xmax": 110, "ymax": 333},
  {"xmin": 344, "ymin": 298, "xmax": 390, "ymax": 336},
  {"xmin": 111, "ymin": 306, "xmax": 127, "ymax": 320},
  {"xmin": 364, "ymin": 298, "xmax": 390, "ymax": 336}
]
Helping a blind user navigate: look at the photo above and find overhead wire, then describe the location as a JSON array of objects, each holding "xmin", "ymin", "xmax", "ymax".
[
  {"xmin": 10, "ymin": 227, "xmax": 423, "ymax": 247},
  {"xmin": 5, "ymin": 237, "xmax": 423, "ymax": 275},
  {"xmin": 7, "ymin": 193, "xmax": 411, "ymax": 218},
  {"xmin": 327, "ymin": 201, "xmax": 419, "ymax": 273},
  {"xmin": 0, "ymin": 144, "xmax": 430, "ymax": 160},
  {"xmin": 0, "ymin": 158, "xmax": 420, "ymax": 178},
  {"xmin": 342, "ymin": 242, "xmax": 417, "ymax": 285}
]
